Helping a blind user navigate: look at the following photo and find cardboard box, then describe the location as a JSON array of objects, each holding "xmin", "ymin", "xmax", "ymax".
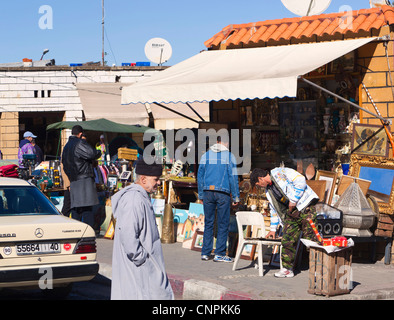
[{"xmin": 323, "ymin": 236, "xmax": 348, "ymax": 247}]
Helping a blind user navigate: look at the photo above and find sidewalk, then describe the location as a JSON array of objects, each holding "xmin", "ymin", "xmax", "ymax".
[{"xmin": 96, "ymin": 237, "xmax": 394, "ymax": 300}]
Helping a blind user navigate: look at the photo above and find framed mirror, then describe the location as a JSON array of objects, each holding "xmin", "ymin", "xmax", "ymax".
[{"xmin": 350, "ymin": 155, "xmax": 394, "ymax": 215}]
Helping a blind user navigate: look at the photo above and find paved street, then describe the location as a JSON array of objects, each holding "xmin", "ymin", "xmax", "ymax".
[
  {"xmin": 96, "ymin": 237, "xmax": 394, "ymax": 300},
  {"xmin": 3, "ymin": 237, "xmax": 394, "ymax": 301}
]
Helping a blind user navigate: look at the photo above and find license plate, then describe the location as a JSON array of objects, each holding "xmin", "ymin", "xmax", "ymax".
[{"xmin": 16, "ymin": 243, "xmax": 61, "ymax": 255}]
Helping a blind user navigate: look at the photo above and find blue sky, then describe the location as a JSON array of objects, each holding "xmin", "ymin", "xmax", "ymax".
[{"xmin": 0, "ymin": 0, "xmax": 373, "ymax": 66}]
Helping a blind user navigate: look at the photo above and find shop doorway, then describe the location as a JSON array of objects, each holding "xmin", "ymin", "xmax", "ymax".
[{"xmin": 19, "ymin": 111, "xmax": 65, "ymax": 160}]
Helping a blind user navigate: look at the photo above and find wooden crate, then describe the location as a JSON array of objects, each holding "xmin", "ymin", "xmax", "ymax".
[
  {"xmin": 118, "ymin": 148, "xmax": 138, "ymax": 161},
  {"xmin": 375, "ymin": 213, "xmax": 394, "ymax": 237},
  {"xmin": 308, "ymin": 246, "xmax": 353, "ymax": 297}
]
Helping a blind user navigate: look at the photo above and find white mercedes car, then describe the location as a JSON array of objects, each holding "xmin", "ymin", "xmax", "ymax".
[{"xmin": 0, "ymin": 177, "xmax": 99, "ymax": 298}]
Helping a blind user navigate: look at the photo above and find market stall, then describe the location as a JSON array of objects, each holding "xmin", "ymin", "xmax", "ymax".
[
  {"xmin": 118, "ymin": 6, "xmax": 394, "ymax": 266},
  {"xmin": 45, "ymin": 118, "xmax": 163, "ymax": 234}
]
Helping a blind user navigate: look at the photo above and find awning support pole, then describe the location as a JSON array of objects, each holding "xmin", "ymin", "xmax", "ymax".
[
  {"xmin": 299, "ymin": 77, "xmax": 390, "ymax": 124},
  {"xmin": 362, "ymin": 82, "xmax": 394, "ymax": 155},
  {"xmin": 153, "ymin": 102, "xmax": 200, "ymax": 124},
  {"xmin": 186, "ymin": 102, "xmax": 205, "ymax": 122}
]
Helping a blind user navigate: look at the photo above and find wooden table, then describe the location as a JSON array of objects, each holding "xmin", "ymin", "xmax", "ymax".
[{"xmin": 348, "ymin": 235, "xmax": 392, "ymax": 265}]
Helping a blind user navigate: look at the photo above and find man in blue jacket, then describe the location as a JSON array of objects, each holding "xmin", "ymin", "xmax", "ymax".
[{"xmin": 198, "ymin": 137, "xmax": 240, "ymax": 262}]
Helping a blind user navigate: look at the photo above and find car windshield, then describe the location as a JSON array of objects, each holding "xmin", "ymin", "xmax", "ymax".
[{"xmin": 0, "ymin": 186, "xmax": 60, "ymax": 216}]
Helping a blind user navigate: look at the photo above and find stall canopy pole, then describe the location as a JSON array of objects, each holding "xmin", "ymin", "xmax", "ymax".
[
  {"xmin": 56, "ymin": 130, "xmax": 62, "ymax": 160},
  {"xmin": 152, "ymin": 102, "xmax": 200, "ymax": 123},
  {"xmin": 300, "ymin": 77, "xmax": 390, "ymax": 124},
  {"xmin": 185, "ymin": 102, "xmax": 206, "ymax": 122}
]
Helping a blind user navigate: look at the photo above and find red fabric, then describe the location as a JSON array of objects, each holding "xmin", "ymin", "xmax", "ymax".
[{"xmin": 0, "ymin": 164, "xmax": 19, "ymax": 178}]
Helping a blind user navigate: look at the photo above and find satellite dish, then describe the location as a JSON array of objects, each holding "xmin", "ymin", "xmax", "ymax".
[
  {"xmin": 370, "ymin": 0, "xmax": 391, "ymax": 8},
  {"xmin": 144, "ymin": 38, "xmax": 173, "ymax": 65},
  {"xmin": 281, "ymin": 0, "xmax": 332, "ymax": 17}
]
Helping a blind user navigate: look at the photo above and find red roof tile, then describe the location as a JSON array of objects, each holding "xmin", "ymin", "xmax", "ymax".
[{"xmin": 204, "ymin": 6, "xmax": 394, "ymax": 49}]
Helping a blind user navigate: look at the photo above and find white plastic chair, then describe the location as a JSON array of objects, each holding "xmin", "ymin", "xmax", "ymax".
[{"xmin": 232, "ymin": 211, "xmax": 282, "ymax": 276}]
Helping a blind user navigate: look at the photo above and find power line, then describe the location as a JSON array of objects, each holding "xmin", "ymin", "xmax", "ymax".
[{"xmin": 104, "ymin": 27, "xmax": 118, "ymax": 66}]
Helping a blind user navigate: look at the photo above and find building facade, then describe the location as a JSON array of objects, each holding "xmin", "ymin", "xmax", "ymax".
[
  {"xmin": 0, "ymin": 64, "xmax": 165, "ymax": 160},
  {"xmin": 205, "ymin": 6, "xmax": 394, "ymax": 169}
]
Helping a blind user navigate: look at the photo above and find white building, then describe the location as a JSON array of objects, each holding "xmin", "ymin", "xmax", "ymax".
[{"xmin": 0, "ymin": 61, "xmax": 166, "ymax": 160}]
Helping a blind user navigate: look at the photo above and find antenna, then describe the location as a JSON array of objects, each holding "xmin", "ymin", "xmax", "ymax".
[
  {"xmin": 281, "ymin": 0, "xmax": 332, "ymax": 16},
  {"xmin": 102, "ymin": 0, "xmax": 105, "ymax": 66},
  {"xmin": 145, "ymin": 38, "xmax": 173, "ymax": 66}
]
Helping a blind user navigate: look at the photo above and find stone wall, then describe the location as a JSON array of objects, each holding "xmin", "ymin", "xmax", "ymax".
[
  {"xmin": 358, "ymin": 26, "xmax": 394, "ymax": 129},
  {"xmin": 0, "ymin": 112, "xmax": 19, "ymax": 160}
]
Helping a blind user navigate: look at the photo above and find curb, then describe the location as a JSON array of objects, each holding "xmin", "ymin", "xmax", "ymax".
[
  {"xmin": 331, "ymin": 288, "xmax": 394, "ymax": 300},
  {"xmin": 168, "ymin": 275, "xmax": 255, "ymax": 300},
  {"xmin": 183, "ymin": 279, "xmax": 227, "ymax": 300},
  {"xmin": 98, "ymin": 263, "xmax": 394, "ymax": 300},
  {"xmin": 97, "ymin": 263, "xmax": 255, "ymax": 300}
]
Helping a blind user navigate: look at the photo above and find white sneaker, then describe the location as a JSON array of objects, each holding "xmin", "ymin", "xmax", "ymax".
[
  {"xmin": 213, "ymin": 255, "xmax": 233, "ymax": 263},
  {"xmin": 274, "ymin": 268, "xmax": 294, "ymax": 278}
]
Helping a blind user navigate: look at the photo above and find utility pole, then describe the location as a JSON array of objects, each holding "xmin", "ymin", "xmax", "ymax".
[{"xmin": 102, "ymin": 0, "xmax": 105, "ymax": 66}]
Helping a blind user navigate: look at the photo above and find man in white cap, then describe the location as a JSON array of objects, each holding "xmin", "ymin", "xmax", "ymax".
[
  {"xmin": 18, "ymin": 131, "xmax": 37, "ymax": 167},
  {"xmin": 19, "ymin": 131, "xmax": 37, "ymax": 148}
]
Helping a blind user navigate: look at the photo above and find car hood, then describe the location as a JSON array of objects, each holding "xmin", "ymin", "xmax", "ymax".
[{"xmin": 0, "ymin": 215, "xmax": 94, "ymax": 242}]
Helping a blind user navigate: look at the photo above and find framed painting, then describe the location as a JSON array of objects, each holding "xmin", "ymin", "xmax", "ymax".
[
  {"xmin": 306, "ymin": 64, "xmax": 327, "ymax": 77},
  {"xmin": 241, "ymin": 244, "xmax": 256, "ymax": 260},
  {"xmin": 330, "ymin": 51, "xmax": 355, "ymax": 73},
  {"xmin": 315, "ymin": 170, "xmax": 337, "ymax": 205},
  {"xmin": 350, "ymin": 155, "xmax": 394, "ymax": 215},
  {"xmin": 191, "ymin": 229, "xmax": 204, "ymax": 252},
  {"xmin": 239, "ymin": 225, "xmax": 257, "ymax": 260},
  {"xmin": 336, "ymin": 175, "xmax": 371, "ymax": 196},
  {"xmin": 306, "ymin": 180, "xmax": 327, "ymax": 202},
  {"xmin": 351, "ymin": 123, "xmax": 390, "ymax": 157}
]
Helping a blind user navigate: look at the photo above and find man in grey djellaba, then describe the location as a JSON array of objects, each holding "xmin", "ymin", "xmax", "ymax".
[{"xmin": 111, "ymin": 158, "xmax": 173, "ymax": 300}]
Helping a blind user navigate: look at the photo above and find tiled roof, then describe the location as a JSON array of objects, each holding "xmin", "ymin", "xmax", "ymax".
[{"xmin": 204, "ymin": 5, "xmax": 394, "ymax": 49}]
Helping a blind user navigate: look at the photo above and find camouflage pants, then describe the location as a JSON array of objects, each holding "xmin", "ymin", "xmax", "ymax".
[{"xmin": 281, "ymin": 205, "xmax": 318, "ymax": 270}]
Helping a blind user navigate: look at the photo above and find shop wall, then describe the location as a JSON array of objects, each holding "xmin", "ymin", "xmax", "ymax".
[
  {"xmin": 358, "ymin": 26, "xmax": 394, "ymax": 134},
  {"xmin": 0, "ymin": 112, "xmax": 19, "ymax": 160},
  {"xmin": 211, "ymin": 100, "xmax": 240, "ymax": 129}
]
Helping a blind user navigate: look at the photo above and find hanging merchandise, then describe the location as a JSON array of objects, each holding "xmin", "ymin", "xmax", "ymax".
[
  {"xmin": 96, "ymin": 134, "xmax": 107, "ymax": 164},
  {"xmin": 171, "ymin": 160, "xmax": 183, "ymax": 176}
]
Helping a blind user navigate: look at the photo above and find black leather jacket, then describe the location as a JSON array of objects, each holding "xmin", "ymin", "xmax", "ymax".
[{"xmin": 61, "ymin": 136, "xmax": 101, "ymax": 182}]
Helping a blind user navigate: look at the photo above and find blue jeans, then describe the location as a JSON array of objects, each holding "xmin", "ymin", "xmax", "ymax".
[{"xmin": 201, "ymin": 191, "xmax": 231, "ymax": 256}]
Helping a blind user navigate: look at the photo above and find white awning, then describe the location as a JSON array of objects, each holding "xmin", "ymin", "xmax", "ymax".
[
  {"xmin": 121, "ymin": 37, "xmax": 376, "ymax": 104},
  {"xmin": 149, "ymin": 102, "xmax": 209, "ymax": 130},
  {"xmin": 77, "ymin": 83, "xmax": 209, "ymax": 130},
  {"xmin": 77, "ymin": 83, "xmax": 149, "ymax": 126}
]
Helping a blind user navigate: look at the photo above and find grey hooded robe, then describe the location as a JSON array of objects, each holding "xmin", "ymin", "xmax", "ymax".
[{"xmin": 110, "ymin": 183, "xmax": 174, "ymax": 300}]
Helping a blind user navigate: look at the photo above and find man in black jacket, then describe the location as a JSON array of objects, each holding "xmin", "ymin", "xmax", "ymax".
[{"xmin": 62, "ymin": 125, "xmax": 101, "ymax": 228}]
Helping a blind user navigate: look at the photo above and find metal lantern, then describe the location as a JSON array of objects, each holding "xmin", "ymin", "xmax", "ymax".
[{"xmin": 334, "ymin": 182, "xmax": 376, "ymax": 237}]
